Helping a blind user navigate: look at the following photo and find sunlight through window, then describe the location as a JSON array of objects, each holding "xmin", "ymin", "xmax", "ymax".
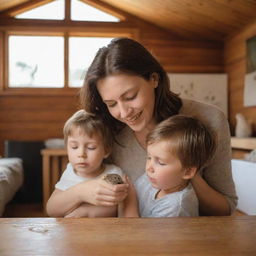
[
  {"xmin": 69, "ymin": 37, "xmax": 113, "ymax": 87},
  {"xmin": 9, "ymin": 36, "xmax": 64, "ymax": 87},
  {"xmin": 71, "ymin": 0, "xmax": 120, "ymax": 22},
  {"xmin": 15, "ymin": 0, "xmax": 64, "ymax": 20}
]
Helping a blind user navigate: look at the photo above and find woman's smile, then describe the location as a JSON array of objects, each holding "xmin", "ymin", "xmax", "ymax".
[{"xmin": 124, "ymin": 111, "xmax": 142, "ymax": 125}]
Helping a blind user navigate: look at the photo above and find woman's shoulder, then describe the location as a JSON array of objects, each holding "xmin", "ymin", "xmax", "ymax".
[
  {"xmin": 179, "ymin": 98, "xmax": 227, "ymax": 129},
  {"xmin": 180, "ymin": 98, "xmax": 224, "ymax": 116}
]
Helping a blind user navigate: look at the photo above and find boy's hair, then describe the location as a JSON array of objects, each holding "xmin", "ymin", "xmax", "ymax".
[
  {"xmin": 63, "ymin": 110, "xmax": 113, "ymax": 152},
  {"xmin": 146, "ymin": 115, "xmax": 216, "ymax": 171}
]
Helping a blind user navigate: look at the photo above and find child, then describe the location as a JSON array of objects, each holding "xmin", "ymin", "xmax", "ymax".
[
  {"xmin": 47, "ymin": 110, "xmax": 125, "ymax": 218},
  {"xmin": 123, "ymin": 115, "xmax": 216, "ymax": 217}
]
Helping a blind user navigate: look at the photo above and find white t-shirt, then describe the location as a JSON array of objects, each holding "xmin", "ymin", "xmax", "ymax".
[{"xmin": 55, "ymin": 163, "xmax": 124, "ymax": 191}]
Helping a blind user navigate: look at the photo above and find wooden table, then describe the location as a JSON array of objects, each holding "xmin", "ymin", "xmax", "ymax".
[{"xmin": 0, "ymin": 216, "xmax": 255, "ymax": 255}]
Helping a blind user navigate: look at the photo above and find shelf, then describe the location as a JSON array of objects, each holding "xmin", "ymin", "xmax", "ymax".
[{"xmin": 231, "ymin": 137, "xmax": 256, "ymax": 150}]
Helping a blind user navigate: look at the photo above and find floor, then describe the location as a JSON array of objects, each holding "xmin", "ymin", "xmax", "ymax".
[{"xmin": 3, "ymin": 203, "xmax": 46, "ymax": 217}]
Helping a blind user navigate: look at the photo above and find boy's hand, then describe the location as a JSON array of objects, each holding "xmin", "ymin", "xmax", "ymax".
[
  {"xmin": 65, "ymin": 203, "xmax": 117, "ymax": 218},
  {"xmin": 65, "ymin": 204, "xmax": 90, "ymax": 218},
  {"xmin": 78, "ymin": 178, "xmax": 129, "ymax": 207}
]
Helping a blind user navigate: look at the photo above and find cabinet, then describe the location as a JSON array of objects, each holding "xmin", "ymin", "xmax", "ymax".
[{"xmin": 231, "ymin": 137, "xmax": 256, "ymax": 159}]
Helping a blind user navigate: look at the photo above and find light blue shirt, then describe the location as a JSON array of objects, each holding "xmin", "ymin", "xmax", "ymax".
[{"xmin": 135, "ymin": 173, "xmax": 199, "ymax": 217}]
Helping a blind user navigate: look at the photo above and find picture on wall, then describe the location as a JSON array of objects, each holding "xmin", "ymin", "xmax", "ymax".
[
  {"xmin": 168, "ymin": 73, "xmax": 228, "ymax": 116},
  {"xmin": 244, "ymin": 36, "xmax": 256, "ymax": 107}
]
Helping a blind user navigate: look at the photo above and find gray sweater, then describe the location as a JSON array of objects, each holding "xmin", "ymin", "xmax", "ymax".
[{"xmin": 111, "ymin": 98, "xmax": 238, "ymax": 213}]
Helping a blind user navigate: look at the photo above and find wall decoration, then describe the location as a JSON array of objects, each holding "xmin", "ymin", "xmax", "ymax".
[
  {"xmin": 168, "ymin": 73, "xmax": 228, "ymax": 116},
  {"xmin": 244, "ymin": 36, "xmax": 256, "ymax": 107}
]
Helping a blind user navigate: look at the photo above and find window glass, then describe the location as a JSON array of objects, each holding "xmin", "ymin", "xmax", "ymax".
[
  {"xmin": 15, "ymin": 0, "xmax": 64, "ymax": 20},
  {"xmin": 9, "ymin": 35, "xmax": 64, "ymax": 87},
  {"xmin": 71, "ymin": 0, "xmax": 119, "ymax": 22},
  {"xmin": 69, "ymin": 37, "xmax": 113, "ymax": 87}
]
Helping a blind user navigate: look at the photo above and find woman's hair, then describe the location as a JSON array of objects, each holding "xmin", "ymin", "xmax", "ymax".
[
  {"xmin": 63, "ymin": 110, "xmax": 113, "ymax": 152},
  {"xmin": 146, "ymin": 115, "xmax": 216, "ymax": 171},
  {"xmin": 80, "ymin": 37, "xmax": 182, "ymax": 134}
]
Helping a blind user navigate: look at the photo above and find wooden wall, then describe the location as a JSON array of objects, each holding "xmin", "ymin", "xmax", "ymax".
[
  {"xmin": 225, "ymin": 20, "xmax": 256, "ymax": 135},
  {"xmin": 0, "ymin": 19, "xmax": 224, "ymax": 156},
  {"xmin": 0, "ymin": 94, "xmax": 80, "ymax": 156}
]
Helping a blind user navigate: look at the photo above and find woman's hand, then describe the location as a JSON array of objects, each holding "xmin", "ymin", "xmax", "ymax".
[{"xmin": 78, "ymin": 178, "xmax": 129, "ymax": 207}]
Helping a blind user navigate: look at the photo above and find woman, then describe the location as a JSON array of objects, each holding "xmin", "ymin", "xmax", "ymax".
[{"xmin": 47, "ymin": 38, "xmax": 237, "ymax": 217}]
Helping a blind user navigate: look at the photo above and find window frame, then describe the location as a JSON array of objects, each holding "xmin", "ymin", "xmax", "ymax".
[{"xmin": 0, "ymin": 0, "xmax": 139, "ymax": 95}]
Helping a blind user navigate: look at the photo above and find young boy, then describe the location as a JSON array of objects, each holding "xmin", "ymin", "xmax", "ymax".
[
  {"xmin": 123, "ymin": 115, "xmax": 216, "ymax": 217},
  {"xmin": 47, "ymin": 110, "xmax": 125, "ymax": 218}
]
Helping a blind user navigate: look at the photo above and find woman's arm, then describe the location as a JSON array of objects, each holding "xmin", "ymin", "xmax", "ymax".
[
  {"xmin": 191, "ymin": 173, "xmax": 230, "ymax": 215},
  {"xmin": 46, "ymin": 179, "xmax": 129, "ymax": 217}
]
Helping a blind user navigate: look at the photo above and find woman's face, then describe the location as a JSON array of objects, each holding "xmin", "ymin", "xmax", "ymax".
[{"xmin": 97, "ymin": 74, "xmax": 158, "ymax": 132}]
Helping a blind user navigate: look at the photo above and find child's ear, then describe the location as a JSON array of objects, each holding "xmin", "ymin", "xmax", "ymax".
[
  {"xmin": 182, "ymin": 167, "xmax": 197, "ymax": 180},
  {"xmin": 104, "ymin": 148, "xmax": 111, "ymax": 159}
]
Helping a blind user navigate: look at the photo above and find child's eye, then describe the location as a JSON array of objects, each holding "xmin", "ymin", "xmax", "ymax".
[
  {"xmin": 87, "ymin": 146, "xmax": 96, "ymax": 150},
  {"xmin": 71, "ymin": 146, "xmax": 78, "ymax": 149},
  {"xmin": 158, "ymin": 160, "xmax": 166, "ymax": 166}
]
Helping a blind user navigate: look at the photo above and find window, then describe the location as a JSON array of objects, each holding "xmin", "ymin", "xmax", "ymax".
[
  {"xmin": 0, "ymin": 0, "xmax": 134, "ymax": 92},
  {"xmin": 9, "ymin": 35, "xmax": 64, "ymax": 87},
  {"xmin": 69, "ymin": 37, "xmax": 113, "ymax": 87},
  {"xmin": 15, "ymin": 0, "xmax": 65, "ymax": 20},
  {"xmin": 71, "ymin": 0, "xmax": 120, "ymax": 22}
]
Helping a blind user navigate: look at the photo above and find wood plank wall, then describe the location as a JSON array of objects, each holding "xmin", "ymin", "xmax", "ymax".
[
  {"xmin": 225, "ymin": 20, "xmax": 256, "ymax": 135},
  {"xmin": 0, "ymin": 19, "xmax": 224, "ymax": 156},
  {"xmin": 0, "ymin": 94, "xmax": 80, "ymax": 156}
]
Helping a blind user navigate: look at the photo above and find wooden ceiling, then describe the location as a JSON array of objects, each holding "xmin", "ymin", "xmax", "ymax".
[
  {"xmin": 0, "ymin": 0, "xmax": 30, "ymax": 12},
  {"xmin": 0, "ymin": 0, "xmax": 256, "ymax": 41},
  {"xmin": 100, "ymin": 0, "xmax": 256, "ymax": 41}
]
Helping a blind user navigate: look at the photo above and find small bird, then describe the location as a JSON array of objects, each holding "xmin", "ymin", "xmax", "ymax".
[{"xmin": 103, "ymin": 174, "xmax": 124, "ymax": 185}]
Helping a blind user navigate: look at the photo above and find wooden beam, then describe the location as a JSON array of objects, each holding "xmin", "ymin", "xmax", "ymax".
[
  {"xmin": 0, "ymin": 19, "xmax": 138, "ymax": 38},
  {"xmin": 64, "ymin": 34, "xmax": 69, "ymax": 88},
  {"xmin": 0, "ymin": 31, "xmax": 4, "ymax": 91},
  {"xmin": 65, "ymin": 0, "xmax": 70, "ymax": 21},
  {"xmin": 3, "ymin": 31, "xmax": 8, "ymax": 90}
]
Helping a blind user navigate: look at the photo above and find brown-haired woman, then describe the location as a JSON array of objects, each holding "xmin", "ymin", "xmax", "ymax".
[{"xmin": 47, "ymin": 38, "xmax": 237, "ymax": 217}]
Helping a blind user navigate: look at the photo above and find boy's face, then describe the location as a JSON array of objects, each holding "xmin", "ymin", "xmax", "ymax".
[
  {"xmin": 67, "ymin": 127, "xmax": 109, "ymax": 178},
  {"xmin": 146, "ymin": 139, "xmax": 188, "ymax": 193}
]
